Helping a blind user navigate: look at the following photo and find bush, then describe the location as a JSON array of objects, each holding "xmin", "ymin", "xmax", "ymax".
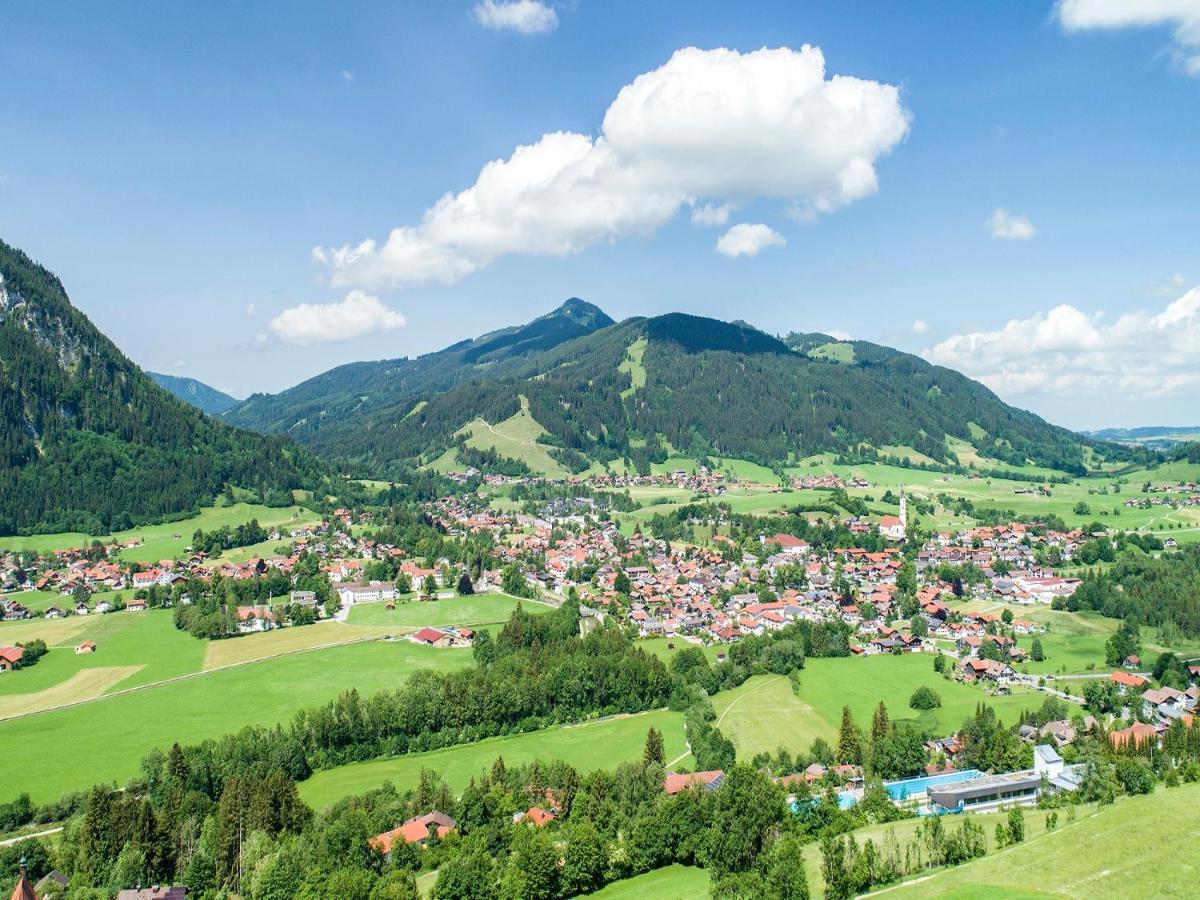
[{"xmin": 908, "ymin": 686, "xmax": 942, "ymax": 710}]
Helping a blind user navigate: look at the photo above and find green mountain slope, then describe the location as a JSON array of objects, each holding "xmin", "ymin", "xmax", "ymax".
[
  {"xmin": 0, "ymin": 239, "xmax": 326, "ymax": 535},
  {"xmin": 223, "ymin": 297, "xmax": 613, "ymax": 445},
  {"xmin": 148, "ymin": 372, "xmax": 239, "ymax": 415},
  {"xmin": 226, "ymin": 301, "xmax": 1116, "ymax": 479}
]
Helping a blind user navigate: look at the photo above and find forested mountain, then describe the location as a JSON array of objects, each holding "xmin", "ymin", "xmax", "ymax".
[
  {"xmin": 226, "ymin": 299, "xmax": 1114, "ymax": 479},
  {"xmin": 224, "ymin": 297, "xmax": 612, "ymax": 437},
  {"xmin": 148, "ymin": 372, "xmax": 239, "ymax": 415},
  {"xmin": 0, "ymin": 239, "xmax": 327, "ymax": 535}
]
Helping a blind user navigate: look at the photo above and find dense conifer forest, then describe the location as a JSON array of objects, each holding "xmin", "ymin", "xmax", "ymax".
[{"xmin": 0, "ymin": 240, "xmax": 327, "ymax": 535}]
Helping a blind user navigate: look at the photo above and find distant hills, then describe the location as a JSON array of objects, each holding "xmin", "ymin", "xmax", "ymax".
[
  {"xmin": 1083, "ymin": 426, "xmax": 1200, "ymax": 449},
  {"xmin": 0, "ymin": 239, "xmax": 326, "ymax": 535},
  {"xmin": 225, "ymin": 299, "xmax": 1118, "ymax": 479},
  {"xmin": 148, "ymin": 372, "xmax": 239, "ymax": 416}
]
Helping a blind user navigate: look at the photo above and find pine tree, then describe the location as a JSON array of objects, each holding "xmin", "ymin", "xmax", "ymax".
[
  {"xmin": 870, "ymin": 702, "xmax": 891, "ymax": 746},
  {"xmin": 644, "ymin": 727, "xmax": 666, "ymax": 766},
  {"xmin": 1031, "ymin": 636, "xmax": 1045, "ymax": 661},
  {"xmin": 837, "ymin": 706, "xmax": 862, "ymax": 766}
]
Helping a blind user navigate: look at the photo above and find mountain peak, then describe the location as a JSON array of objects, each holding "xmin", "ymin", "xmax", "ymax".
[{"xmin": 546, "ymin": 297, "xmax": 613, "ymax": 328}]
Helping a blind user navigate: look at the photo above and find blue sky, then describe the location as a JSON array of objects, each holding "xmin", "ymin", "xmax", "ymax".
[{"xmin": 1, "ymin": 0, "xmax": 1197, "ymax": 428}]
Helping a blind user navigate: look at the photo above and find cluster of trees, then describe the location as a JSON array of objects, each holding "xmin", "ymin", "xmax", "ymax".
[
  {"xmin": 190, "ymin": 518, "xmax": 269, "ymax": 556},
  {"xmin": 1066, "ymin": 546, "xmax": 1200, "ymax": 637},
  {"xmin": 170, "ymin": 555, "xmax": 334, "ymax": 639},
  {"xmin": 821, "ymin": 814, "xmax": 987, "ymax": 899}
]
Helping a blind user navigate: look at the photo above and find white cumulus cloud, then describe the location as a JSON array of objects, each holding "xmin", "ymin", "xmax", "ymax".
[
  {"xmin": 912, "ymin": 319, "xmax": 928, "ymax": 334},
  {"xmin": 269, "ymin": 290, "xmax": 407, "ymax": 346},
  {"xmin": 244, "ymin": 302, "xmax": 257, "ymax": 317},
  {"xmin": 924, "ymin": 288, "xmax": 1200, "ymax": 402},
  {"xmin": 1057, "ymin": 0, "xmax": 1200, "ymax": 75},
  {"xmin": 715, "ymin": 223, "xmax": 786, "ymax": 258},
  {"xmin": 691, "ymin": 203, "xmax": 732, "ymax": 227},
  {"xmin": 472, "ymin": 0, "xmax": 559, "ymax": 34},
  {"xmin": 988, "ymin": 208, "xmax": 1035, "ymax": 240},
  {"xmin": 317, "ymin": 45, "xmax": 910, "ymax": 290}
]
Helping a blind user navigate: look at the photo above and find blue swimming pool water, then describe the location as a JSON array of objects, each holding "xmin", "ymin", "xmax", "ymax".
[{"xmin": 884, "ymin": 769, "xmax": 983, "ymax": 801}]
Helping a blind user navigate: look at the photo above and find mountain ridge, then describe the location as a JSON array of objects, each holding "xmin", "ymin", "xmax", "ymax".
[
  {"xmin": 225, "ymin": 299, "xmax": 1122, "ymax": 479},
  {"xmin": 148, "ymin": 372, "xmax": 239, "ymax": 416},
  {"xmin": 0, "ymin": 238, "xmax": 327, "ymax": 535}
]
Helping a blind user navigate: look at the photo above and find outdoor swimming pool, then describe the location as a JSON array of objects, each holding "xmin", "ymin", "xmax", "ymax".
[{"xmin": 884, "ymin": 769, "xmax": 983, "ymax": 801}]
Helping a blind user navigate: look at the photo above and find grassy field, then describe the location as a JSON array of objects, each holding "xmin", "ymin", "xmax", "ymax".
[
  {"xmin": 961, "ymin": 602, "xmax": 1200, "ymax": 677},
  {"xmin": 712, "ymin": 655, "xmax": 1040, "ymax": 760},
  {"xmin": 618, "ymin": 337, "xmax": 648, "ymax": 399},
  {"xmin": 0, "ymin": 500, "xmax": 321, "ymax": 562},
  {"xmin": 592, "ymin": 865, "xmax": 710, "ymax": 899},
  {"xmin": 608, "ymin": 454, "xmax": 1200, "ymax": 540},
  {"xmin": 0, "ymin": 609, "xmax": 206, "ymax": 706},
  {"xmin": 345, "ymin": 593, "xmax": 554, "ymax": 629},
  {"xmin": 0, "ymin": 638, "xmax": 473, "ymax": 804},
  {"xmin": 882, "ymin": 781, "xmax": 1200, "ymax": 898},
  {"xmin": 429, "ymin": 395, "xmax": 569, "ymax": 477},
  {"xmin": 201, "ymin": 622, "xmax": 405, "ymax": 669},
  {"xmin": 299, "ymin": 708, "xmax": 687, "ymax": 810}
]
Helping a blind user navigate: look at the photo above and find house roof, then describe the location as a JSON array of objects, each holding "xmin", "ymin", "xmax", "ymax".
[
  {"xmin": 413, "ymin": 627, "xmax": 446, "ymax": 643},
  {"xmin": 663, "ymin": 770, "xmax": 724, "ymax": 794}
]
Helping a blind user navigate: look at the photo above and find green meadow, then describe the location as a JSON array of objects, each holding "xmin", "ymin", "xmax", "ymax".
[
  {"xmin": 0, "ymin": 638, "xmax": 472, "ymax": 804},
  {"xmin": 884, "ymin": 781, "xmax": 1200, "ymax": 899},
  {"xmin": 299, "ymin": 707, "xmax": 688, "ymax": 810},
  {"xmin": 591, "ymin": 865, "xmax": 710, "ymax": 900},
  {"xmin": 713, "ymin": 656, "xmax": 1040, "ymax": 761},
  {"xmin": 346, "ymin": 592, "xmax": 555, "ymax": 628},
  {"xmin": 0, "ymin": 500, "xmax": 321, "ymax": 562}
]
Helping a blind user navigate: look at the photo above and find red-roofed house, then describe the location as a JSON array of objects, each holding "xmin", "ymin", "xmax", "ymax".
[
  {"xmin": 369, "ymin": 812, "xmax": 456, "ymax": 853},
  {"xmin": 1110, "ymin": 670, "xmax": 1148, "ymax": 692},
  {"xmin": 663, "ymin": 770, "xmax": 725, "ymax": 795},
  {"xmin": 0, "ymin": 645, "xmax": 25, "ymax": 672}
]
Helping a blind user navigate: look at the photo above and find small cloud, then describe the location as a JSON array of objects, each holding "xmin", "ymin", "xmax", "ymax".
[
  {"xmin": 173, "ymin": 358, "xmax": 186, "ymax": 370},
  {"xmin": 472, "ymin": 0, "xmax": 558, "ymax": 34},
  {"xmin": 987, "ymin": 208, "xmax": 1035, "ymax": 241},
  {"xmin": 912, "ymin": 319, "xmax": 928, "ymax": 335},
  {"xmin": 255, "ymin": 333, "xmax": 268, "ymax": 348},
  {"xmin": 826, "ymin": 329, "xmax": 852, "ymax": 341},
  {"xmin": 269, "ymin": 290, "xmax": 407, "ymax": 346},
  {"xmin": 716, "ymin": 223, "xmax": 786, "ymax": 258},
  {"xmin": 244, "ymin": 302, "xmax": 257, "ymax": 317},
  {"xmin": 340, "ymin": 69, "xmax": 355, "ymax": 82},
  {"xmin": 1150, "ymin": 272, "xmax": 1189, "ymax": 297},
  {"xmin": 690, "ymin": 203, "xmax": 731, "ymax": 227}
]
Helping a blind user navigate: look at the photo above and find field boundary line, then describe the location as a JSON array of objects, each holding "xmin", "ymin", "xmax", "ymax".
[{"xmin": 0, "ymin": 629, "xmax": 410, "ymax": 725}]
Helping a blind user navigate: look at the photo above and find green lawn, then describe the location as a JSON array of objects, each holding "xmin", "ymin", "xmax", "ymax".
[
  {"xmin": 592, "ymin": 865, "xmax": 710, "ymax": 899},
  {"xmin": 0, "ymin": 501, "xmax": 321, "ymax": 562},
  {"xmin": 431, "ymin": 395, "xmax": 569, "ymax": 477},
  {"xmin": 0, "ymin": 609, "xmax": 205, "ymax": 709},
  {"xmin": 883, "ymin": 782, "xmax": 1200, "ymax": 898},
  {"xmin": 346, "ymin": 593, "xmax": 554, "ymax": 628},
  {"xmin": 299, "ymin": 708, "xmax": 687, "ymax": 810},
  {"xmin": 963, "ymin": 602, "xmax": 1200, "ymax": 677},
  {"xmin": 713, "ymin": 656, "xmax": 1042, "ymax": 761},
  {"xmin": 0, "ymin": 639, "xmax": 473, "ymax": 804}
]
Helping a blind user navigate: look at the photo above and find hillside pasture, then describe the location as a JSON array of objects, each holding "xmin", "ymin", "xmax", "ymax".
[
  {"xmin": 883, "ymin": 782, "xmax": 1200, "ymax": 898},
  {"xmin": 0, "ymin": 500, "xmax": 321, "ymax": 562},
  {"xmin": 299, "ymin": 707, "xmax": 687, "ymax": 810},
  {"xmin": 712, "ymin": 656, "xmax": 1041, "ymax": 761},
  {"xmin": 0, "ymin": 638, "xmax": 473, "ymax": 804},
  {"xmin": 345, "ymin": 592, "xmax": 554, "ymax": 629}
]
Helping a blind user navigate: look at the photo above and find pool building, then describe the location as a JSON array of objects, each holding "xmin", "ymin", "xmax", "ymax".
[{"xmin": 926, "ymin": 745, "xmax": 1083, "ymax": 814}]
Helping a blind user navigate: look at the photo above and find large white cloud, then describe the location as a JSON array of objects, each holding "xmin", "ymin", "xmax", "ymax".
[
  {"xmin": 924, "ymin": 288, "xmax": 1200, "ymax": 401},
  {"xmin": 716, "ymin": 223, "xmax": 786, "ymax": 257},
  {"xmin": 318, "ymin": 46, "xmax": 910, "ymax": 289},
  {"xmin": 1057, "ymin": 0, "xmax": 1200, "ymax": 75},
  {"xmin": 472, "ymin": 0, "xmax": 558, "ymax": 34},
  {"xmin": 269, "ymin": 290, "xmax": 407, "ymax": 345}
]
